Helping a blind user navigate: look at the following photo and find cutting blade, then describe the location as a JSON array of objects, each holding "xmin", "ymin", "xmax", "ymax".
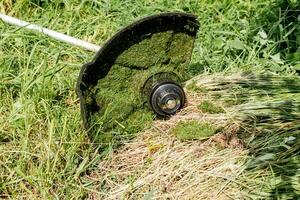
[{"xmin": 76, "ymin": 12, "xmax": 199, "ymax": 142}]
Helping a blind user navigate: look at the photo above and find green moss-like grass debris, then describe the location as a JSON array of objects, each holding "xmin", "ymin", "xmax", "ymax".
[
  {"xmin": 89, "ymin": 30, "xmax": 195, "ymax": 145},
  {"xmin": 171, "ymin": 120, "xmax": 218, "ymax": 141},
  {"xmin": 198, "ymin": 100, "xmax": 225, "ymax": 114},
  {"xmin": 116, "ymin": 31, "xmax": 173, "ymax": 68}
]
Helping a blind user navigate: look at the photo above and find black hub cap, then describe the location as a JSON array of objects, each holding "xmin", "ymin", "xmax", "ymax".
[{"xmin": 150, "ymin": 82, "xmax": 185, "ymax": 116}]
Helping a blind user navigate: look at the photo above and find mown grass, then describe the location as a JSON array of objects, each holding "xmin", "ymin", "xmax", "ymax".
[
  {"xmin": 189, "ymin": 72, "xmax": 300, "ymax": 198},
  {"xmin": 0, "ymin": 0, "xmax": 299, "ymax": 198}
]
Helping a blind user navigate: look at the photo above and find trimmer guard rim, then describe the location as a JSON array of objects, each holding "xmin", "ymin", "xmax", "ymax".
[{"xmin": 76, "ymin": 12, "xmax": 200, "ymax": 129}]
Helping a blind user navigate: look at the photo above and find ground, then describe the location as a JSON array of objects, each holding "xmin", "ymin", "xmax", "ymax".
[
  {"xmin": 88, "ymin": 91, "xmax": 247, "ymax": 199},
  {"xmin": 0, "ymin": 0, "xmax": 299, "ymax": 199},
  {"xmin": 88, "ymin": 73, "xmax": 300, "ymax": 199}
]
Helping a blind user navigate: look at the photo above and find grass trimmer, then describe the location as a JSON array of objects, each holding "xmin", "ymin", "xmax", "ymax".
[{"xmin": 1, "ymin": 12, "xmax": 200, "ymax": 143}]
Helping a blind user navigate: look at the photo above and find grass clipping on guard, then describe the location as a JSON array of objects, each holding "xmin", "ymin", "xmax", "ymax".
[
  {"xmin": 88, "ymin": 31, "xmax": 194, "ymax": 145},
  {"xmin": 87, "ymin": 72, "xmax": 300, "ymax": 199}
]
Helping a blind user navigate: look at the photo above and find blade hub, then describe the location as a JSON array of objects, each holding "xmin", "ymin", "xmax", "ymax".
[
  {"xmin": 165, "ymin": 99, "xmax": 178, "ymax": 110},
  {"xmin": 150, "ymin": 82, "xmax": 185, "ymax": 116}
]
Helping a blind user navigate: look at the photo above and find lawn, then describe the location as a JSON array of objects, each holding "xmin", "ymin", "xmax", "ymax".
[{"xmin": 0, "ymin": 0, "xmax": 299, "ymax": 199}]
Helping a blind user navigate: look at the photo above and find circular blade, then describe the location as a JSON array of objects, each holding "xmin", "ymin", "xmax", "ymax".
[{"xmin": 76, "ymin": 12, "xmax": 199, "ymax": 140}]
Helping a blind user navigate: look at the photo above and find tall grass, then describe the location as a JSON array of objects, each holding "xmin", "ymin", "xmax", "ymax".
[
  {"xmin": 0, "ymin": 0, "xmax": 299, "ymax": 198},
  {"xmin": 189, "ymin": 72, "xmax": 300, "ymax": 198}
]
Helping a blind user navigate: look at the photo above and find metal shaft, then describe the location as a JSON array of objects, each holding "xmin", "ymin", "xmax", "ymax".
[{"xmin": 0, "ymin": 13, "xmax": 101, "ymax": 52}]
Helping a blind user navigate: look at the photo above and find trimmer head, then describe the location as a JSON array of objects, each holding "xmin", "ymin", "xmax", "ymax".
[{"xmin": 76, "ymin": 12, "xmax": 199, "ymax": 140}]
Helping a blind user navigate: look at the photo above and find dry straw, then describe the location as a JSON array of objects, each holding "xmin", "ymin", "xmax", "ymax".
[{"xmin": 87, "ymin": 72, "xmax": 300, "ymax": 199}]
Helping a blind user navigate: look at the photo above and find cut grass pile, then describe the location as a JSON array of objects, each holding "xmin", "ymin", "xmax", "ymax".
[
  {"xmin": 187, "ymin": 72, "xmax": 300, "ymax": 198},
  {"xmin": 88, "ymin": 72, "xmax": 300, "ymax": 199},
  {"xmin": 87, "ymin": 99, "xmax": 248, "ymax": 199},
  {"xmin": 0, "ymin": 0, "xmax": 299, "ymax": 199}
]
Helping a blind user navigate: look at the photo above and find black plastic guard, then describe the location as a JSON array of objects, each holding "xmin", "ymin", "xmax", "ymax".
[{"xmin": 76, "ymin": 12, "xmax": 199, "ymax": 132}]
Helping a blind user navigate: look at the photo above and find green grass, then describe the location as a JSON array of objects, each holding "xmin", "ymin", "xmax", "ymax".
[
  {"xmin": 185, "ymin": 80, "xmax": 207, "ymax": 93},
  {"xmin": 0, "ymin": 0, "xmax": 299, "ymax": 198},
  {"xmin": 198, "ymin": 100, "xmax": 225, "ymax": 114},
  {"xmin": 171, "ymin": 120, "xmax": 218, "ymax": 141}
]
